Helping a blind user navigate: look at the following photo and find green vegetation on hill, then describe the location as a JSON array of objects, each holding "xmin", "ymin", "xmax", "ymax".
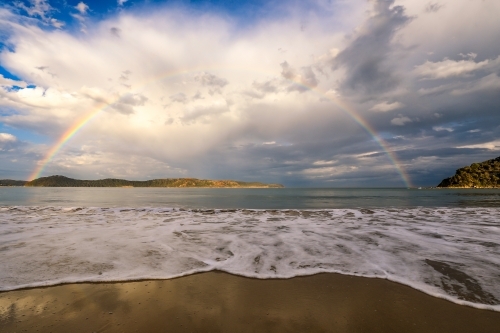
[
  {"xmin": 437, "ymin": 156, "xmax": 500, "ymax": 188},
  {"xmin": 0, "ymin": 179, "xmax": 28, "ymax": 186},
  {"xmin": 24, "ymin": 175, "xmax": 284, "ymax": 188}
]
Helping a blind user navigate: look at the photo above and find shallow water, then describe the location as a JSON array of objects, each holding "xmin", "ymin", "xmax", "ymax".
[{"xmin": 1, "ymin": 188, "xmax": 499, "ymax": 310}]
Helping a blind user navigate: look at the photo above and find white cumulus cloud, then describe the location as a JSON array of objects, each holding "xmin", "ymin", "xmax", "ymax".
[
  {"xmin": 413, "ymin": 56, "xmax": 500, "ymax": 80},
  {"xmin": 391, "ymin": 116, "xmax": 412, "ymax": 126},
  {"xmin": 75, "ymin": 2, "xmax": 89, "ymax": 15},
  {"xmin": 0, "ymin": 133, "xmax": 17, "ymax": 143},
  {"xmin": 370, "ymin": 101, "xmax": 404, "ymax": 112}
]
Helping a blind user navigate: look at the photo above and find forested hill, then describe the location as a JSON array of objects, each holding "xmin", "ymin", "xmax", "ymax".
[
  {"xmin": 23, "ymin": 175, "xmax": 284, "ymax": 188},
  {"xmin": 0, "ymin": 179, "xmax": 28, "ymax": 186},
  {"xmin": 437, "ymin": 156, "xmax": 500, "ymax": 188}
]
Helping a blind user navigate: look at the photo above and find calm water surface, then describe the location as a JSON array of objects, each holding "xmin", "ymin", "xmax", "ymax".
[{"xmin": 1, "ymin": 187, "xmax": 499, "ymax": 208}]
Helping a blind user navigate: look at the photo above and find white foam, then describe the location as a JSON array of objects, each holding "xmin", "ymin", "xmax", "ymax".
[{"xmin": 1, "ymin": 206, "xmax": 499, "ymax": 311}]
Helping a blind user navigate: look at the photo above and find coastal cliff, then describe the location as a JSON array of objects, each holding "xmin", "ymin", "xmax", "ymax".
[
  {"xmin": 437, "ymin": 156, "xmax": 500, "ymax": 188},
  {"xmin": 22, "ymin": 175, "xmax": 284, "ymax": 188}
]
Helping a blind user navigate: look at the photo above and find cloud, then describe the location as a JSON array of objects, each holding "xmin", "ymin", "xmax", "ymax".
[
  {"xmin": 170, "ymin": 93, "xmax": 188, "ymax": 104},
  {"xmin": 0, "ymin": 133, "xmax": 19, "ymax": 152},
  {"xmin": 312, "ymin": 160, "xmax": 335, "ymax": 165},
  {"xmin": 117, "ymin": 93, "xmax": 147, "ymax": 106},
  {"xmin": 0, "ymin": 74, "xmax": 28, "ymax": 88},
  {"xmin": 195, "ymin": 72, "xmax": 228, "ymax": 88},
  {"xmin": 457, "ymin": 140, "xmax": 500, "ymax": 150},
  {"xmin": 75, "ymin": 2, "xmax": 89, "ymax": 15},
  {"xmin": 110, "ymin": 27, "xmax": 121, "ymax": 37},
  {"xmin": 280, "ymin": 61, "xmax": 319, "ymax": 92},
  {"xmin": 413, "ymin": 56, "xmax": 498, "ymax": 80},
  {"xmin": 13, "ymin": 0, "xmax": 63, "ymax": 28},
  {"xmin": 0, "ymin": 133, "xmax": 17, "ymax": 143},
  {"xmin": 194, "ymin": 72, "xmax": 229, "ymax": 95},
  {"xmin": 425, "ymin": 3, "xmax": 443, "ymax": 13},
  {"xmin": 71, "ymin": 2, "xmax": 90, "ymax": 32},
  {"xmin": 370, "ymin": 101, "xmax": 404, "ymax": 112},
  {"xmin": 334, "ymin": 0, "xmax": 412, "ymax": 96},
  {"xmin": 297, "ymin": 66, "xmax": 318, "ymax": 88},
  {"xmin": 50, "ymin": 18, "xmax": 64, "ymax": 28},
  {"xmin": 111, "ymin": 93, "xmax": 148, "ymax": 115},
  {"xmin": 450, "ymin": 73, "xmax": 500, "ymax": 95},
  {"xmin": 433, "ymin": 126, "xmax": 453, "ymax": 132},
  {"xmin": 71, "ymin": 13, "xmax": 85, "ymax": 22},
  {"xmin": 180, "ymin": 103, "xmax": 229, "ymax": 124},
  {"xmin": 117, "ymin": 0, "xmax": 128, "ymax": 6},
  {"xmin": 15, "ymin": 0, "xmax": 52, "ymax": 19},
  {"xmin": 391, "ymin": 115, "xmax": 412, "ymax": 126},
  {"xmin": 79, "ymin": 86, "xmax": 110, "ymax": 103},
  {"xmin": 417, "ymin": 84, "xmax": 452, "ymax": 96}
]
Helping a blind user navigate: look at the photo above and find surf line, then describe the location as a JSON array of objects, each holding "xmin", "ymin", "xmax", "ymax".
[{"xmin": 28, "ymin": 68, "xmax": 412, "ymax": 187}]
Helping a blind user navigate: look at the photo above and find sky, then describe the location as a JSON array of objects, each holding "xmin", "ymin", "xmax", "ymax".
[{"xmin": 0, "ymin": 0, "xmax": 499, "ymax": 187}]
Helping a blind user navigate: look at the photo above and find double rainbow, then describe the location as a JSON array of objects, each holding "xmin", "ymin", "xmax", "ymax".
[{"xmin": 28, "ymin": 68, "xmax": 412, "ymax": 187}]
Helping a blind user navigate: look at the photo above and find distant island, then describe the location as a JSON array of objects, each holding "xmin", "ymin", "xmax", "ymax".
[
  {"xmin": 0, "ymin": 179, "xmax": 28, "ymax": 187},
  {"xmin": 437, "ymin": 156, "xmax": 500, "ymax": 188},
  {"xmin": 0, "ymin": 175, "xmax": 284, "ymax": 188}
]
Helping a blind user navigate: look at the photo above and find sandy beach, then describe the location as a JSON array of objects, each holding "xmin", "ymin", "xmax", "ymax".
[{"xmin": 1, "ymin": 271, "xmax": 499, "ymax": 333}]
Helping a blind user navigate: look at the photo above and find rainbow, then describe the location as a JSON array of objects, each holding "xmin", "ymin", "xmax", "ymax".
[
  {"xmin": 28, "ymin": 100, "xmax": 110, "ymax": 181},
  {"xmin": 319, "ymin": 97, "xmax": 412, "ymax": 188},
  {"xmin": 28, "ymin": 68, "xmax": 412, "ymax": 187}
]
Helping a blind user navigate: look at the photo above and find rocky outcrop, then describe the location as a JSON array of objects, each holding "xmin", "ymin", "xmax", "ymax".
[{"xmin": 437, "ymin": 156, "xmax": 500, "ymax": 188}]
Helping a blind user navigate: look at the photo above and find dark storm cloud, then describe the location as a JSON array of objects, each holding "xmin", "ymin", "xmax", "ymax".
[
  {"xmin": 364, "ymin": 91, "xmax": 500, "ymax": 186},
  {"xmin": 334, "ymin": 0, "xmax": 412, "ymax": 97},
  {"xmin": 335, "ymin": 0, "xmax": 500, "ymax": 187},
  {"xmin": 178, "ymin": 101, "xmax": 412, "ymax": 186},
  {"xmin": 201, "ymin": 140, "xmax": 410, "ymax": 187}
]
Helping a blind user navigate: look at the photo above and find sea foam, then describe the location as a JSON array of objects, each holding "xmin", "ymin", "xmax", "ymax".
[{"xmin": 1, "ymin": 206, "xmax": 499, "ymax": 311}]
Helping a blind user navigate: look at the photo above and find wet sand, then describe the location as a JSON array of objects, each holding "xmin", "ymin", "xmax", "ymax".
[{"xmin": 1, "ymin": 272, "xmax": 499, "ymax": 333}]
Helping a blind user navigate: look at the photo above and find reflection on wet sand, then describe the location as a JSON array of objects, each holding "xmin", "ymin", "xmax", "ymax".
[{"xmin": 1, "ymin": 271, "xmax": 500, "ymax": 333}]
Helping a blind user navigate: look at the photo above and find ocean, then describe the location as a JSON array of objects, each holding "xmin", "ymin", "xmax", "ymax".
[{"xmin": 1, "ymin": 187, "xmax": 499, "ymax": 311}]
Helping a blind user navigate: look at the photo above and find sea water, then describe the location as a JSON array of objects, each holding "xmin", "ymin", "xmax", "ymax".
[{"xmin": 1, "ymin": 187, "xmax": 499, "ymax": 311}]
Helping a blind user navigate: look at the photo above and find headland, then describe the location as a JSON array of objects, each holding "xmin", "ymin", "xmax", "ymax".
[
  {"xmin": 438, "ymin": 156, "xmax": 500, "ymax": 188},
  {"xmin": 1, "ymin": 175, "xmax": 284, "ymax": 188}
]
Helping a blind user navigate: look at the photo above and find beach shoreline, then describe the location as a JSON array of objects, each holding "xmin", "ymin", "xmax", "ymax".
[{"xmin": 1, "ymin": 271, "xmax": 499, "ymax": 333}]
